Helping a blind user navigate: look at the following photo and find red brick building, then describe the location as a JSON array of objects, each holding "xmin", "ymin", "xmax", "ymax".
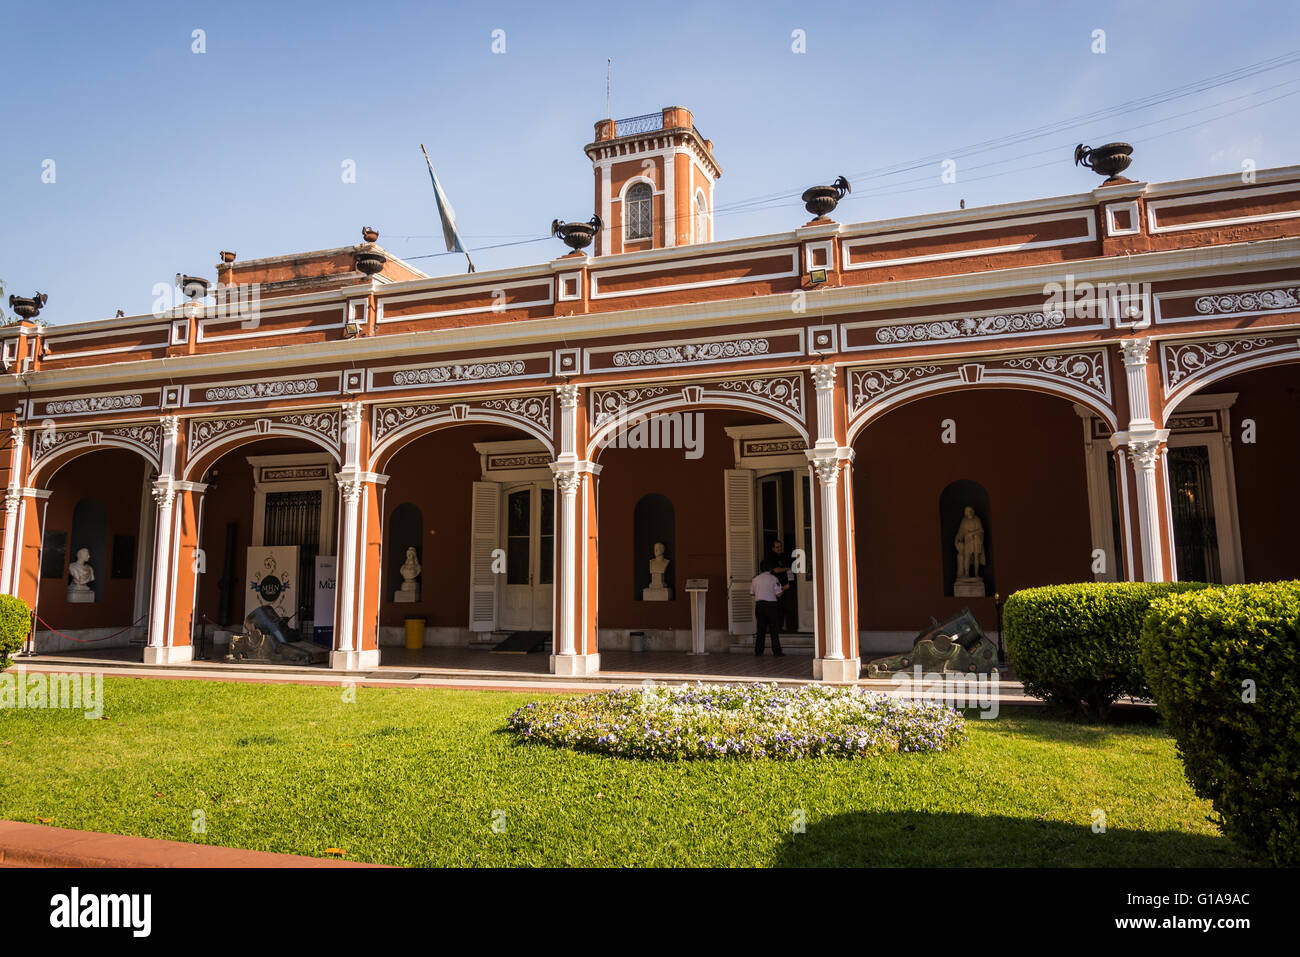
[{"xmin": 3, "ymin": 105, "xmax": 1298, "ymax": 680}]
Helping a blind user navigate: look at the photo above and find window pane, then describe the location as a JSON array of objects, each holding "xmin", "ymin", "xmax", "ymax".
[{"xmin": 506, "ymin": 490, "xmax": 530, "ymax": 537}]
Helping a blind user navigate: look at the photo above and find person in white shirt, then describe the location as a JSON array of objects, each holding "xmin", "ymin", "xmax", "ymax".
[{"xmin": 749, "ymin": 569, "xmax": 785, "ymax": 657}]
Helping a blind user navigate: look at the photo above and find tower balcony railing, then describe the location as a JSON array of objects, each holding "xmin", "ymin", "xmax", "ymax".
[{"xmin": 614, "ymin": 112, "xmax": 664, "ymax": 136}]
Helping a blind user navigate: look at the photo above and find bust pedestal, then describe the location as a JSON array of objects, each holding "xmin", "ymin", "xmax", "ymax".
[
  {"xmin": 954, "ymin": 577, "xmax": 986, "ymax": 598},
  {"xmin": 642, "ymin": 585, "xmax": 671, "ymax": 601},
  {"xmin": 67, "ymin": 584, "xmax": 95, "ymax": 604},
  {"xmin": 393, "ymin": 581, "xmax": 420, "ymax": 603}
]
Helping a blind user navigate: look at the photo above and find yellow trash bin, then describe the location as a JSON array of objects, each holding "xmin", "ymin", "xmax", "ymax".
[{"xmin": 404, "ymin": 617, "xmax": 426, "ymax": 650}]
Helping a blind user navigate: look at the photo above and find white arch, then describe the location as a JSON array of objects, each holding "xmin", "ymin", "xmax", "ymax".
[
  {"xmin": 31, "ymin": 436, "xmax": 161, "ymax": 486},
  {"xmin": 1162, "ymin": 340, "xmax": 1300, "ymax": 420},
  {"xmin": 586, "ymin": 393, "xmax": 809, "ymax": 460},
  {"xmin": 370, "ymin": 409, "xmax": 555, "ymax": 471},
  {"xmin": 847, "ymin": 374, "xmax": 1118, "ymax": 444},
  {"xmin": 183, "ymin": 424, "xmax": 341, "ymax": 481}
]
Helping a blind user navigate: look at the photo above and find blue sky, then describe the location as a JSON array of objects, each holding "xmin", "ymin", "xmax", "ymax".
[{"xmin": 4, "ymin": 0, "xmax": 1300, "ymax": 325}]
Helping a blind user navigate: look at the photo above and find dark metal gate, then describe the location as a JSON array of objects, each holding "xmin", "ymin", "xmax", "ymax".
[{"xmin": 263, "ymin": 490, "xmax": 322, "ymax": 630}]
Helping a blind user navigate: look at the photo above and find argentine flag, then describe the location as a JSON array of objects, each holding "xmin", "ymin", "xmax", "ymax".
[{"xmin": 421, "ymin": 144, "xmax": 474, "ymax": 272}]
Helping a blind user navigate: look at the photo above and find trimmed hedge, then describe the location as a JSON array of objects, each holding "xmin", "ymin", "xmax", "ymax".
[
  {"xmin": 0, "ymin": 593, "xmax": 31, "ymax": 670},
  {"xmin": 1003, "ymin": 581, "xmax": 1209, "ymax": 720},
  {"xmin": 1141, "ymin": 582, "xmax": 1300, "ymax": 865}
]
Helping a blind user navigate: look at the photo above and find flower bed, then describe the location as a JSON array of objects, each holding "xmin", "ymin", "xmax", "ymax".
[{"xmin": 507, "ymin": 683, "xmax": 966, "ymax": 759}]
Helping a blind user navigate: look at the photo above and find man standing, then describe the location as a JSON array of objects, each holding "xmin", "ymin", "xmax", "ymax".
[
  {"xmin": 762, "ymin": 539, "xmax": 797, "ymax": 631},
  {"xmin": 749, "ymin": 567, "xmax": 785, "ymax": 657}
]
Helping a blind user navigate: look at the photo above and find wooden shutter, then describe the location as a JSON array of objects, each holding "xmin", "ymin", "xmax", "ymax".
[
  {"xmin": 468, "ymin": 482, "xmax": 500, "ymax": 632},
  {"xmin": 724, "ymin": 468, "xmax": 756, "ymax": 635}
]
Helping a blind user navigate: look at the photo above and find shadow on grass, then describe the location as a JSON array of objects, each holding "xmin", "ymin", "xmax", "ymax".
[
  {"xmin": 773, "ymin": 809, "xmax": 1248, "ymax": 867},
  {"xmin": 968, "ymin": 704, "xmax": 1167, "ymax": 747}
]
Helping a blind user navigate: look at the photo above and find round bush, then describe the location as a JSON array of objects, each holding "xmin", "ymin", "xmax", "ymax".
[
  {"xmin": 0, "ymin": 593, "xmax": 31, "ymax": 670},
  {"xmin": 1141, "ymin": 582, "xmax": 1300, "ymax": 865},
  {"xmin": 1003, "ymin": 581, "xmax": 1208, "ymax": 720},
  {"xmin": 507, "ymin": 683, "xmax": 966, "ymax": 759}
]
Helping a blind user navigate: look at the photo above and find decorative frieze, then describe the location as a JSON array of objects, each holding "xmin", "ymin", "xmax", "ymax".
[
  {"xmin": 874, "ymin": 310, "xmax": 1065, "ymax": 344},
  {"xmin": 204, "ymin": 379, "xmax": 319, "ymax": 402},
  {"xmin": 610, "ymin": 337, "xmax": 771, "ymax": 367},
  {"xmin": 371, "ymin": 392, "xmax": 555, "ymax": 453},
  {"xmin": 45, "ymin": 394, "xmax": 146, "ymax": 415},
  {"xmin": 1194, "ymin": 287, "xmax": 1298, "ymax": 315},
  {"xmin": 188, "ymin": 409, "xmax": 341, "ymax": 460},
  {"xmin": 391, "ymin": 360, "xmax": 526, "ymax": 386},
  {"xmin": 29, "ymin": 422, "xmax": 163, "ymax": 469},
  {"xmin": 849, "ymin": 349, "xmax": 1113, "ymax": 423},
  {"xmin": 590, "ymin": 373, "xmax": 805, "ymax": 432}
]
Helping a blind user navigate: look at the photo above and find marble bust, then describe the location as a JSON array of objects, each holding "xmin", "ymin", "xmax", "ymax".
[
  {"xmin": 67, "ymin": 547, "xmax": 96, "ymax": 603},
  {"xmin": 953, "ymin": 506, "xmax": 987, "ymax": 597},
  {"xmin": 394, "ymin": 546, "xmax": 421, "ymax": 603},
  {"xmin": 643, "ymin": 542, "xmax": 671, "ymax": 601}
]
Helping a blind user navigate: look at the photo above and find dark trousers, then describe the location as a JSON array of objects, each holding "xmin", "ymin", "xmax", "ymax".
[{"xmin": 754, "ymin": 600, "xmax": 783, "ymax": 655}]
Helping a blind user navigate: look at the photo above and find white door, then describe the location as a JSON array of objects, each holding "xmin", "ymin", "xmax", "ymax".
[
  {"xmin": 724, "ymin": 469, "xmax": 756, "ymax": 635},
  {"xmin": 499, "ymin": 483, "xmax": 554, "ymax": 632},
  {"xmin": 794, "ymin": 472, "xmax": 814, "ymax": 632}
]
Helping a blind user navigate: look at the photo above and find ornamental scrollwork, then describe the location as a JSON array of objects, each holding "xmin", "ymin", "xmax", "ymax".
[
  {"xmin": 875, "ymin": 310, "xmax": 1066, "ymax": 344},
  {"xmin": 1163, "ymin": 338, "xmax": 1276, "ymax": 387},
  {"xmin": 1193, "ymin": 288, "xmax": 1299, "ymax": 315},
  {"xmin": 45, "ymin": 394, "xmax": 145, "ymax": 415},
  {"xmin": 1002, "ymin": 352, "xmax": 1108, "ymax": 398},
  {"xmin": 204, "ymin": 379, "xmax": 320, "ymax": 402},
  {"xmin": 591, "ymin": 387, "xmax": 671, "ymax": 425},
  {"xmin": 850, "ymin": 366, "xmax": 943, "ymax": 410},
  {"xmin": 390, "ymin": 360, "xmax": 527, "ymax": 386},
  {"xmin": 373, "ymin": 405, "xmax": 437, "ymax": 443},
  {"xmin": 610, "ymin": 337, "xmax": 771, "ymax": 367},
  {"xmin": 715, "ymin": 375, "xmax": 803, "ymax": 415},
  {"xmin": 480, "ymin": 395, "xmax": 552, "ymax": 433}
]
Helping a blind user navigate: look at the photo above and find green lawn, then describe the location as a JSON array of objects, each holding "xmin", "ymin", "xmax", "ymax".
[{"xmin": 0, "ymin": 676, "xmax": 1252, "ymax": 866}]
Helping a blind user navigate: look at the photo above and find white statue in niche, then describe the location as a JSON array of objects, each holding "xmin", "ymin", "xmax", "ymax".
[
  {"xmin": 642, "ymin": 542, "xmax": 671, "ymax": 601},
  {"xmin": 953, "ymin": 506, "xmax": 987, "ymax": 597},
  {"xmin": 67, "ymin": 547, "xmax": 96, "ymax": 603},
  {"xmin": 394, "ymin": 546, "xmax": 421, "ymax": 603}
]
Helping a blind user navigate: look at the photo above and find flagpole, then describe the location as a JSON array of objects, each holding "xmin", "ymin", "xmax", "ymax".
[{"xmin": 420, "ymin": 144, "xmax": 475, "ymax": 273}]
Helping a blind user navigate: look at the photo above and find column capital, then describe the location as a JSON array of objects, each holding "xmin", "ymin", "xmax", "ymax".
[
  {"xmin": 160, "ymin": 415, "xmax": 181, "ymax": 440},
  {"xmin": 556, "ymin": 383, "xmax": 581, "ymax": 409},
  {"xmin": 810, "ymin": 363, "xmax": 837, "ymax": 392},
  {"xmin": 1120, "ymin": 336, "xmax": 1151, "ymax": 367},
  {"xmin": 10, "ymin": 427, "xmax": 24, "ymax": 448},
  {"xmin": 151, "ymin": 478, "xmax": 176, "ymax": 508}
]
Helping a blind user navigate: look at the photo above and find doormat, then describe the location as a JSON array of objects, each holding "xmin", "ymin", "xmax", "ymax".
[{"xmin": 490, "ymin": 631, "xmax": 551, "ymax": 654}]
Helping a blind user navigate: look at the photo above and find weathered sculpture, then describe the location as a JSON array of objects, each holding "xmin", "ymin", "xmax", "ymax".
[
  {"xmin": 67, "ymin": 547, "xmax": 95, "ymax": 603},
  {"xmin": 865, "ymin": 609, "xmax": 999, "ymax": 677},
  {"xmin": 394, "ymin": 546, "xmax": 421, "ymax": 603},
  {"xmin": 642, "ymin": 542, "xmax": 671, "ymax": 601},
  {"xmin": 954, "ymin": 505, "xmax": 987, "ymax": 597},
  {"xmin": 227, "ymin": 604, "xmax": 321, "ymax": 664}
]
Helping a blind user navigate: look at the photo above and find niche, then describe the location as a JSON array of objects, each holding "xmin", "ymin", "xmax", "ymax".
[
  {"xmin": 632, "ymin": 493, "xmax": 675, "ymax": 600},
  {"xmin": 939, "ymin": 480, "xmax": 993, "ymax": 597}
]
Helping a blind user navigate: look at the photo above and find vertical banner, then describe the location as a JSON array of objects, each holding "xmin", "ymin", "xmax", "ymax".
[
  {"xmin": 313, "ymin": 555, "xmax": 337, "ymax": 647},
  {"xmin": 245, "ymin": 545, "xmax": 300, "ymax": 625}
]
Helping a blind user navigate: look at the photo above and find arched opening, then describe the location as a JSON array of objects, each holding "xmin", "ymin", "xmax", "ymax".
[
  {"xmin": 939, "ymin": 480, "xmax": 993, "ymax": 597},
  {"xmin": 379, "ymin": 421, "xmax": 551, "ymax": 663},
  {"xmin": 593, "ymin": 407, "xmax": 811, "ymax": 674},
  {"xmin": 1163, "ymin": 361, "xmax": 1300, "ymax": 583},
  {"xmin": 852, "ymin": 387, "xmax": 1097, "ymax": 654},
  {"xmin": 193, "ymin": 437, "xmax": 337, "ymax": 650},
  {"xmin": 32, "ymin": 447, "xmax": 154, "ymax": 653}
]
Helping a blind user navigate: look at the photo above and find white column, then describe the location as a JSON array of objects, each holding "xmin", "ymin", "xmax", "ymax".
[
  {"xmin": 1113, "ymin": 337, "xmax": 1169, "ymax": 582},
  {"xmin": 1, "ymin": 427, "xmax": 25, "ymax": 595},
  {"xmin": 144, "ymin": 417, "xmax": 186, "ymax": 664},
  {"xmin": 331, "ymin": 476, "xmax": 361, "ymax": 663},
  {"xmin": 549, "ymin": 383, "xmax": 598, "ymax": 675},
  {"xmin": 1127, "ymin": 439, "xmax": 1167, "ymax": 582},
  {"xmin": 553, "ymin": 466, "xmax": 579, "ymax": 658}
]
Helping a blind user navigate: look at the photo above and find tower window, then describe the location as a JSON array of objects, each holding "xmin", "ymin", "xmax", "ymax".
[
  {"xmin": 695, "ymin": 191, "xmax": 708, "ymax": 242},
  {"xmin": 625, "ymin": 182, "xmax": 653, "ymax": 241}
]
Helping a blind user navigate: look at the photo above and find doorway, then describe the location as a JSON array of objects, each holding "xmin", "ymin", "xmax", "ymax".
[
  {"xmin": 755, "ymin": 469, "xmax": 814, "ymax": 632},
  {"xmin": 500, "ymin": 482, "xmax": 555, "ymax": 631}
]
